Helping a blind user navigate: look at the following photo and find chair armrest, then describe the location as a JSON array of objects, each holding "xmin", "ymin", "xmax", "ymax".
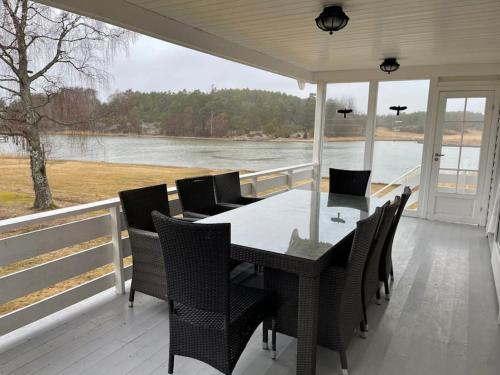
[
  {"xmin": 127, "ymin": 228, "xmax": 162, "ymax": 261},
  {"xmin": 183, "ymin": 211, "xmax": 210, "ymax": 220},
  {"xmin": 217, "ymin": 202, "xmax": 242, "ymax": 209}
]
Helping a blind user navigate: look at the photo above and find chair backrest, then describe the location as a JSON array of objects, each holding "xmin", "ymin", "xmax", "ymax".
[
  {"xmin": 118, "ymin": 184, "xmax": 170, "ymax": 232},
  {"xmin": 214, "ymin": 171, "xmax": 242, "ymax": 204},
  {"xmin": 152, "ymin": 211, "xmax": 231, "ymax": 314},
  {"xmin": 176, "ymin": 175, "xmax": 217, "ymax": 213},
  {"xmin": 329, "ymin": 168, "xmax": 371, "ymax": 196},
  {"xmin": 381, "ymin": 186, "xmax": 412, "ymax": 272},
  {"xmin": 363, "ymin": 197, "xmax": 400, "ymax": 301}
]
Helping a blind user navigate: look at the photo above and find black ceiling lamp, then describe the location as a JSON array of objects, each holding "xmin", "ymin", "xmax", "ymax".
[
  {"xmin": 315, "ymin": 5, "xmax": 349, "ymax": 35},
  {"xmin": 380, "ymin": 58, "xmax": 400, "ymax": 74},
  {"xmin": 337, "ymin": 108, "xmax": 353, "ymax": 118},
  {"xmin": 390, "ymin": 105, "xmax": 407, "ymax": 116}
]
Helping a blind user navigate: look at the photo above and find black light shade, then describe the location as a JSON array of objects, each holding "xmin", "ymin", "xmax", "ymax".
[
  {"xmin": 315, "ymin": 5, "xmax": 349, "ymax": 35},
  {"xmin": 389, "ymin": 105, "xmax": 407, "ymax": 116},
  {"xmin": 380, "ymin": 58, "xmax": 400, "ymax": 74}
]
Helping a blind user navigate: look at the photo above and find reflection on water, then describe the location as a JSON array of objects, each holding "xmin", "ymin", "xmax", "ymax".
[{"xmin": 0, "ymin": 134, "xmax": 431, "ymax": 183}]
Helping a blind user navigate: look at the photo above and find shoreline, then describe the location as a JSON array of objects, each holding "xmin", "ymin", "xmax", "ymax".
[{"xmin": 46, "ymin": 131, "xmax": 424, "ymax": 143}]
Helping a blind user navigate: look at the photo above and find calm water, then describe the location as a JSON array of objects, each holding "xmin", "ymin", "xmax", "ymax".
[{"xmin": 0, "ymin": 135, "xmax": 425, "ymax": 183}]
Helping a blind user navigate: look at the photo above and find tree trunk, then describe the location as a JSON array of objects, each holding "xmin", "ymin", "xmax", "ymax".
[{"xmin": 25, "ymin": 125, "xmax": 53, "ymax": 210}]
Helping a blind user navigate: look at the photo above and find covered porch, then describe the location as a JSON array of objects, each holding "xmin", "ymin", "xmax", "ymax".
[{"xmin": 2, "ymin": 1, "xmax": 500, "ymax": 374}]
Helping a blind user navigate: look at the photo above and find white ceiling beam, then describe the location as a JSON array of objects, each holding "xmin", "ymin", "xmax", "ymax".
[
  {"xmin": 313, "ymin": 64, "xmax": 500, "ymax": 83},
  {"xmin": 35, "ymin": 0, "xmax": 314, "ymax": 82}
]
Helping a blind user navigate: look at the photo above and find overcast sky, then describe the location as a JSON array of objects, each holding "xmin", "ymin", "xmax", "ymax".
[{"xmin": 103, "ymin": 35, "xmax": 430, "ymax": 115}]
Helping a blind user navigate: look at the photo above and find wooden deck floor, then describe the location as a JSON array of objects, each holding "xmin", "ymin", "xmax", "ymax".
[{"xmin": 1, "ymin": 218, "xmax": 499, "ymax": 375}]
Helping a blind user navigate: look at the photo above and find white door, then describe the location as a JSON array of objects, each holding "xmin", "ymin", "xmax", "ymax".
[{"xmin": 428, "ymin": 91, "xmax": 495, "ymax": 224}]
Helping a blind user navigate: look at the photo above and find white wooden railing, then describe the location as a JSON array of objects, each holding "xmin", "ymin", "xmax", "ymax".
[{"xmin": 0, "ymin": 163, "xmax": 315, "ymax": 336}]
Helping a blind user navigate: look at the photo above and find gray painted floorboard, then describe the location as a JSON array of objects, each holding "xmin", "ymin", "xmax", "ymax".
[{"xmin": 1, "ymin": 218, "xmax": 499, "ymax": 375}]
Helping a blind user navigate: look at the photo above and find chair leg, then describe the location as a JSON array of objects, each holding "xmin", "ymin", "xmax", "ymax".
[
  {"xmin": 128, "ymin": 288, "xmax": 135, "ymax": 308},
  {"xmin": 375, "ymin": 288, "xmax": 382, "ymax": 305},
  {"xmin": 262, "ymin": 322, "xmax": 269, "ymax": 350},
  {"xmin": 384, "ymin": 280, "xmax": 391, "ymax": 300},
  {"xmin": 359, "ymin": 320, "xmax": 368, "ymax": 339},
  {"xmin": 339, "ymin": 350, "xmax": 349, "ymax": 375},
  {"xmin": 271, "ymin": 318, "xmax": 277, "ymax": 360},
  {"xmin": 168, "ymin": 353, "xmax": 174, "ymax": 374}
]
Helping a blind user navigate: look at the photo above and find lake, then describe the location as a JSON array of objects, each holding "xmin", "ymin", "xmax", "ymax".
[{"xmin": 0, "ymin": 134, "xmax": 424, "ymax": 183}]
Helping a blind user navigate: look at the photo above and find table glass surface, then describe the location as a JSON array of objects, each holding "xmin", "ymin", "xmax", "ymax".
[{"xmin": 200, "ymin": 189, "xmax": 385, "ymax": 261}]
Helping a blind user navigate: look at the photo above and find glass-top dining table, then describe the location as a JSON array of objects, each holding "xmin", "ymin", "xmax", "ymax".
[{"xmin": 200, "ymin": 188, "xmax": 384, "ymax": 375}]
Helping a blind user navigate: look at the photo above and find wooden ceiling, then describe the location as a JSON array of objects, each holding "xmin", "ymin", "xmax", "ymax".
[{"xmin": 38, "ymin": 0, "xmax": 500, "ymax": 81}]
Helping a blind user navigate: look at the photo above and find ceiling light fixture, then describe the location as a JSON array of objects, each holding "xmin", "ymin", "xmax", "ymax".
[
  {"xmin": 380, "ymin": 58, "xmax": 400, "ymax": 74},
  {"xmin": 315, "ymin": 5, "xmax": 349, "ymax": 35}
]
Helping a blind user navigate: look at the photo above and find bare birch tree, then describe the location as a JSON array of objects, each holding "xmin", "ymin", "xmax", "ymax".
[{"xmin": 0, "ymin": 0, "xmax": 133, "ymax": 209}]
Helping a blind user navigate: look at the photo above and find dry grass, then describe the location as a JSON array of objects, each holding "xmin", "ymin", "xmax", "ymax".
[{"xmin": 0, "ymin": 157, "xmax": 226, "ymax": 316}]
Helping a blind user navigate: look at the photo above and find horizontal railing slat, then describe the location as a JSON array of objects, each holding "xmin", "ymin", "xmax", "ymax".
[
  {"xmin": 0, "ymin": 243, "xmax": 115, "ymax": 305},
  {"xmin": 256, "ymin": 174, "xmax": 288, "ymax": 194},
  {"xmin": 0, "ymin": 215, "xmax": 111, "ymax": 267},
  {"xmin": 0, "ymin": 265, "xmax": 132, "ymax": 337}
]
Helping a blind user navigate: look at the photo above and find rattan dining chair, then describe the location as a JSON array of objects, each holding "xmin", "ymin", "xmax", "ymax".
[
  {"xmin": 362, "ymin": 197, "xmax": 400, "ymax": 330},
  {"xmin": 119, "ymin": 184, "xmax": 171, "ymax": 307},
  {"xmin": 379, "ymin": 186, "xmax": 412, "ymax": 299},
  {"xmin": 214, "ymin": 171, "xmax": 262, "ymax": 208},
  {"xmin": 151, "ymin": 212, "xmax": 277, "ymax": 375},
  {"xmin": 329, "ymin": 168, "xmax": 371, "ymax": 196},
  {"xmin": 176, "ymin": 175, "xmax": 235, "ymax": 219},
  {"xmin": 263, "ymin": 206, "xmax": 383, "ymax": 375}
]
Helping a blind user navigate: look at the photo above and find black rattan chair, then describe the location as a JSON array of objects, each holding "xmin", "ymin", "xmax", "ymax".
[
  {"xmin": 379, "ymin": 186, "xmax": 412, "ymax": 299},
  {"xmin": 176, "ymin": 175, "xmax": 235, "ymax": 220},
  {"xmin": 361, "ymin": 197, "xmax": 399, "ymax": 329},
  {"xmin": 119, "ymin": 184, "xmax": 171, "ymax": 307},
  {"xmin": 151, "ymin": 212, "xmax": 276, "ymax": 375},
  {"xmin": 263, "ymin": 206, "xmax": 383, "ymax": 375},
  {"xmin": 329, "ymin": 168, "xmax": 371, "ymax": 196},
  {"xmin": 214, "ymin": 171, "xmax": 262, "ymax": 208}
]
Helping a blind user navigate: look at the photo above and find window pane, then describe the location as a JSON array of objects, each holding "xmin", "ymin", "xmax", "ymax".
[
  {"xmin": 438, "ymin": 170, "xmax": 457, "ymax": 193},
  {"xmin": 372, "ymin": 80, "xmax": 429, "ymax": 210},
  {"xmin": 445, "ymin": 98, "xmax": 465, "ymax": 121},
  {"xmin": 323, "ymin": 82, "xmax": 368, "ymax": 175},
  {"xmin": 457, "ymin": 171, "xmax": 478, "ymax": 194}
]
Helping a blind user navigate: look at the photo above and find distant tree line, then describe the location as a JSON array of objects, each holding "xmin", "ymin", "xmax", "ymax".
[{"xmin": 3, "ymin": 87, "xmax": 483, "ymax": 141}]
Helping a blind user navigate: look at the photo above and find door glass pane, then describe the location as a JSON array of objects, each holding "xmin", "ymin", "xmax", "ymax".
[
  {"xmin": 440, "ymin": 146, "xmax": 460, "ymax": 169},
  {"xmin": 457, "ymin": 171, "xmax": 478, "ymax": 194},
  {"xmin": 442, "ymin": 122, "xmax": 462, "ymax": 146},
  {"xmin": 462, "ymin": 122, "xmax": 483, "ymax": 146},
  {"xmin": 465, "ymin": 98, "xmax": 486, "ymax": 121},
  {"xmin": 459, "ymin": 147, "xmax": 480, "ymax": 170},
  {"xmin": 438, "ymin": 170, "xmax": 457, "ymax": 193},
  {"xmin": 445, "ymin": 98, "xmax": 465, "ymax": 121},
  {"xmin": 372, "ymin": 80, "xmax": 429, "ymax": 211}
]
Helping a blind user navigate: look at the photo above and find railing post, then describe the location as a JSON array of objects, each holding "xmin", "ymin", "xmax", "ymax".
[
  {"xmin": 286, "ymin": 170, "xmax": 294, "ymax": 190},
  {"xmin": 251, "ymin": 176, "xmax": 258, "ymax": 197},
  {"xmin": 110, "ymin": 205, "xmax": 125, "ymax": 295}
]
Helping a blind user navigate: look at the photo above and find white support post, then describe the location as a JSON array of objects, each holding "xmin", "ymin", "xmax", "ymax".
[
  {"xmin": 251, "ymin": 176, "xmax": 258, "ymax": 197},
  {"xmin": 110, "ymin": 206, "xmax": 125, "ymax": 295},
  {"xmin": 286, "ymin": 170, "xmax": 294, "ymax": 190},
  {"xmin": 312, "ymin": 81, "xmax": 327, "ymax": 191},
  {"xmin": 364, "ymin": 80, "xmax": 379, "ymax": 195}
]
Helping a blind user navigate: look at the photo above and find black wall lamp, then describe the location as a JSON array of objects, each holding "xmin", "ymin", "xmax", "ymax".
[{"xmin": 315, "ymin": 5, "xmax": 349, "ymax": 35}]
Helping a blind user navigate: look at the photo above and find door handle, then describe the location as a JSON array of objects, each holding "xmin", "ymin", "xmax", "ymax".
[{"xmin": 434, "ymin": 152, "xmax": 444, "ymax": 161}]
